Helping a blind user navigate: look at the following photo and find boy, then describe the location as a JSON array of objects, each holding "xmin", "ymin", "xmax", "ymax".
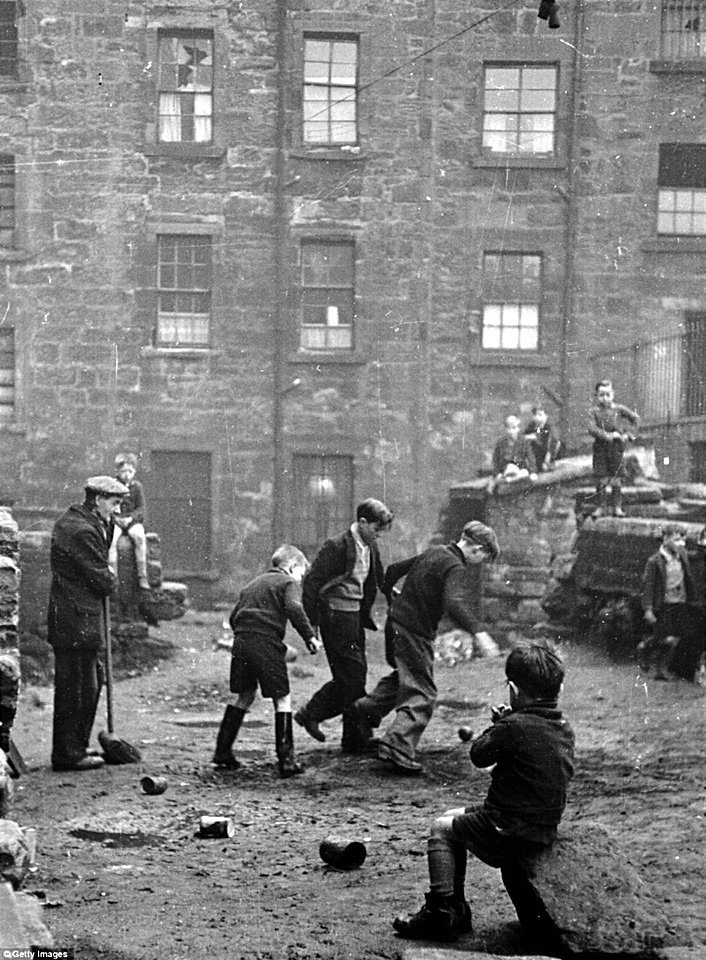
[
  {"xmin": 587, "ymin": 380, "xmax": 640, "ymax": 518},
  {"xmin": 212, "ymin": 545, "xmax": 321, "ymax": 778},
  {"xmin": 393, "ymin": 643, "xmax": 574, "ymax": 945},
  {"xmin": 639, "ymin": 523, "xmax": 697, "ymax": 681},
  {"xmin": 108, "ymin": 453, "xmax": 150, "ymax": 591},
  {"xmin": 295, "ymin": 498, "xmax": 393, "ymax": 752},
  {"xmin": 491, "ymin": 415, "xmax": 538, "ymax": 490},
  {"xmin": 352, "ymin": 521, "xmax": 500, "ymax": 774},
  {"xmin": 524, "ymin": 405, "xmax": 561, "ymax": 472}
]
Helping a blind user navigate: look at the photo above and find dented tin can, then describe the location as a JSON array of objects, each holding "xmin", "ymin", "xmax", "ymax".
[
  {"xmin": 140, "ymin": 775, "xmax": 168, "ymax": 796},
  {"xmin": 319, "ymin": 835, "xmax": 367, "ymax": 870},
  {"xmin": 199, "ymin": 816, "xmax": 235, "ymax": 839}
]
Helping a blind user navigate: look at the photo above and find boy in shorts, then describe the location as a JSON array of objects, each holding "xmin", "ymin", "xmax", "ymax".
[
  {"xmin": 587, "ymin": 380, "xmax": 640, "ymax": 517},
  {"xmin": 393, "ymin": 643, "xmax": 574, "ymax": 944},
  {"xmin": 212, "ymin": 545, "xmax": 321, "ymax": 778}
]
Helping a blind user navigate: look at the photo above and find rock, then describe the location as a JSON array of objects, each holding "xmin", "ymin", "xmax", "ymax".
[
  {"xmin": 0, "ymin": 819, "xmax": 31, "ymax": 888},
  {"xmin": 510, "ymin": 822, "xmax": 680, "ymax": 957},
  {"xmin": 14, "ymin": 891, "xmax": 54, "ymax": 948}
]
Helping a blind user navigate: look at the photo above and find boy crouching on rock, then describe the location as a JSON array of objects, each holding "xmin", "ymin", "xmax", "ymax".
[
  {"xmin": 393, "ymin": 642, "xmax": 575, "ymax": 944},
  {"xmin": 212, "ymin": 545, "xmax": 321, "ymax": 778}
]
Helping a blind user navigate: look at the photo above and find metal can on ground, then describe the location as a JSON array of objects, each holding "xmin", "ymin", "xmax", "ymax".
[
  {"xmin": 319, "ymin": 835, "xmax": 367, "ymax": 870},
  {"xmin": 199, "ymin": 816, "xmax": 235, "ymax": 839}
]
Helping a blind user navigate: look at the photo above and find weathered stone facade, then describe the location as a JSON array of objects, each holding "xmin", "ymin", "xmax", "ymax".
[{"xmin": 0, "ymin": 1, "xmax": 703, "ymax": 599}]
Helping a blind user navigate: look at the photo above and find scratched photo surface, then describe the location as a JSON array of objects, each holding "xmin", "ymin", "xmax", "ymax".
[{"xmin": 2, "ymin": 1, "xmax": 705, "ymax": 958}]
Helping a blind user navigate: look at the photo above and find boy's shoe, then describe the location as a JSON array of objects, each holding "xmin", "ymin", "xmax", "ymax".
[
  {"xmin": 378, "ymin": 741, "xmax": 423, "ymax": 774},
  {"xmin": 452, "ymin": 896, "xmax": 473, "ymax": 934},
  {"xmin": 393, "ymin": 892, "xmax": 459, "ymax": 942},
  {"xmin": 294, "ymin": 708, "xmax": 325, "ymax": 743},
  {"xmin": 613, "ymin": 507, "xmax": 626, "ymax": 518}
]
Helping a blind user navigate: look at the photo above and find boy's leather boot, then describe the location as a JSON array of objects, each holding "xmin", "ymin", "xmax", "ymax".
[
  {"xmin": 392, "ymin": 892, "xmax": 459, "ymax": 942},
  {"xmin": 451, "ymin": 895, "xmax": 473, "ymax": 934},
  {"xmin": 275, "ymin": 712, "xmax": 304, "ymax": 778},
  {"xmin": 212, "ymin": 705, "xmax": 245, "ymax": 769}
]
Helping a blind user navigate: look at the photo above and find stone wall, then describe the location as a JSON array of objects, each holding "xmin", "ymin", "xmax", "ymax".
[
  {"xmin": 0, "ymin": 509, "xmax": 21, "ymax": 779},
  {"xmin": 0, "ymin": 2, "xmax": 703, "ymax": 600}
]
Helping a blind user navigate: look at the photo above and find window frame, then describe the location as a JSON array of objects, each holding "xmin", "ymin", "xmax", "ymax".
[
  {"xmin": 302, "ymin": 33, "xmax": 359, "ymax": 147},
  {"xmin": 299, "ymin": 238, "xmax": 356, "ymax": 353},
  {"xmin": 657, "ymin": 143, "xmax": 706, "ymax": 236},
  {"xmin": 481, "ymin": 63, "xmax": 559, "ymax": 158},
  {"xmin": 481, "ymin": 251, "xmax": 543, "ymax": 352},
  {"xmin": 156, "ymin": 28, "xmax": 215, "ymax": 146},
  {"xmin": 0, "ymin": 324, "xmax": 15, "ymax": 418},
  {"xmin": 0, "ymin": 1, "xmax": 17, "ymax": 79},
  {"xmin": 0, "ymin": 153, "xmax": 14, "ymax": 248},
  {"xmin": 155, "ymin": 233, "xmax": 213, "ymax": 349}
]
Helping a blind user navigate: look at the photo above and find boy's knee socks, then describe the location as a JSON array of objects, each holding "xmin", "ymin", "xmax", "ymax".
[{"xmin": 427, "ymin": 835, "xmax": 457, "ymax": 898}]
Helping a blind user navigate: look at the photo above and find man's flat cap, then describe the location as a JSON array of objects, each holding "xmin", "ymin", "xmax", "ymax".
[{"xmin": 85, "ymin": 475, "xmax": 129, "ymax": 496}]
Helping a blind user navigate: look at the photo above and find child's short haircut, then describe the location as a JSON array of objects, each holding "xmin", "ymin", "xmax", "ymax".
[
  {"xmin": 115, "ymin": 452, "xmax": 138, "ymax": 469},
  {"xmin": 461, "ymin": 520, "xmax": 500, "ymax": 561},
  {"xmin": 594, "ymin": 379, "xmax": 613, "ymax": 393},
  {"xmin": 356, "ymin": 498, "xmax": 394, "ymax": 528},
  {"xmin": 661, "ymin": 522, "xmax": 686, "ymax": 540},
  {"xmin": 271, "ymin": 544, "xmax": 309, "ymax": 571},
  {"xmin": 505, "ymin": 642, "xmax": 564, "ymax": 700},
  {"xmin": 504, "ymin": 414, "xmax": 520, "ymax": 426}
]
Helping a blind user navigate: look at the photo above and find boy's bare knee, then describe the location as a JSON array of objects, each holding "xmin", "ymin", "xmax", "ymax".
[{"xmin": 430, "ymin": 810, "xmax": 463, "ymax": 838}]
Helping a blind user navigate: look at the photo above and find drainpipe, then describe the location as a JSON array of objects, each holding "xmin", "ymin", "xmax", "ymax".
[
  {"xmin": 272, "ymin": 0, "xmax": 289, "ymax": 549},
  {"xmin": 558, "ymin": 0, "xmax": 586, "ymax": 443}
]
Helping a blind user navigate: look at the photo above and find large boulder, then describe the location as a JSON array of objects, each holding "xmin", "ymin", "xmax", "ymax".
[
  {"xmin": 0, "ymin": 819, "xmax": 31, "ymax": 888},
  {"xmin": 508, "ymin": 822, "xmax": 681, "ymax": 957}
]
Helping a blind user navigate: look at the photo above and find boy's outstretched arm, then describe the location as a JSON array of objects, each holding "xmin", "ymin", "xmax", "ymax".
[
  {"xmin": 469, "ymin": 715, "xmax": 513, "ymax": 768},
  {"xmin": 284, "ymin": 580, "xmax": 321, "ymax": 653}
]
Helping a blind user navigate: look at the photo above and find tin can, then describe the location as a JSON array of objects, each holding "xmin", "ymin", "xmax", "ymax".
[
  {"xmin": 319, "ymin": 835, "xmax": 367, "ymax": 870},
  {"xmin": 140, "ymin": 775, "xmax": 168, "ymax": 796},
  {"xmin": 199, "ymin": 816, "xmax": 235, "ymax": 839}
]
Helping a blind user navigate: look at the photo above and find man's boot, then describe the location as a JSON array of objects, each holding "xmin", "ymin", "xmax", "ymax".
[
  {"xmin": 610, "ymin": 485, "xmax": 626, "ymax": 517},
  {"xmin": 275, "ymin": 712, "xmax": 303, "ymax": 778},
  {"xmin": 393, "ymin": 892, "xmax": 459, "ymax": 942},
  {"xmin": 212, "ymin": 705, "xmax": 246, "ymax": 768}
]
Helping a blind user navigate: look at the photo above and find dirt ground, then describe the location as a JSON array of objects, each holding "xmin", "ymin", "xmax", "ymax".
[{"xmin": 9, "ymin": 609, "xmax": 706, "ymax": 960}]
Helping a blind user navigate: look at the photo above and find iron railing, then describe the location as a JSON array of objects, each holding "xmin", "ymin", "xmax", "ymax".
[
  {"xmin": 661, "ymin": 0, "xmax": 706, "ymax": 59},
  {"xmin": 592, "ymin": 324, "xmax": 706, "ymax": 426}
]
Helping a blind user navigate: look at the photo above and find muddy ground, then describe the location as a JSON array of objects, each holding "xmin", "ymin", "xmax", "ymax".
[{"xmin": 10, "ymin": 609, "xmax": 706, "ymax": 960}]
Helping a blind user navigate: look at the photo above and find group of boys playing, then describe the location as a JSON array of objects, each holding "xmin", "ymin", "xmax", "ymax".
[{"xmin": 211, "ymin": 497, "xmax": 576, "ymax": 946}]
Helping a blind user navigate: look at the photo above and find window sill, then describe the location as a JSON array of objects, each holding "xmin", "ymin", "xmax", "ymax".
[
  {"xmin": 288, "ymin": 350, "xmax": 367, "ymax": 365},
  {"xmin": 472, "ymin": 154, "xmax": 565, "ymax": 170},
  {"xmin": 288, "ymin": 146, "xmax": 368, "ymax": 162},
  {"xmin": 649, "ymin": 59, "xmax": 706, "ymax": 74},
  {"xmin": 472, "ymin": 351, "xmax": 553, "ymax": 368},
  {"xmin": 641, "ymin": 237, "xmax": 706, "ymax": 253},
  {"xmin": 141, "ymin": 143, "xmax": 226, "ymax": 160},
  {"xmin": 141, "ymin": 345, "xmax": 212, "ymax": 359}
]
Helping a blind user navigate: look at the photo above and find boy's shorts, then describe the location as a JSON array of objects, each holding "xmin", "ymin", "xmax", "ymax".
[
  {"xmin": 592, "ymin": 440, "xmax": 625, "ymax": 481},
  {"xmin": 230, "ymin": 634, "xmax": 290, "ymax": 700},
  {"xmin": 451, "ymin": 805, "xmax": 551, "ymax": 868}
]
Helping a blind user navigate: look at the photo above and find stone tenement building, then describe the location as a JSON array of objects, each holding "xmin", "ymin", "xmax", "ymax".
[{"xmin": 0, "ymin": 0, "xmax": 704, "ymax": 600}]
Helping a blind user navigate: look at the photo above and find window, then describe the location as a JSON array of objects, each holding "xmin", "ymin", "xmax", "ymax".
[
  {"xmin": 482, "ymin": 252, "xmax": 541, "ymax": 350},
  {"xmin": 0, "ymin": 2, "xmax": 17, "ymax": 77},
  {"xmin": 157, "ymin": 31, "xmax": 213, "ymax": 143},
  {"xmin": 0, "ymin": 326, "xmax": 15, "ymax": 417},
  {"xmin": 482, "ymin": 65, "xmax": 557, "ymax": 155},
  {"xmin": 657, "ymin": 143, "xmax": 706, "ymax": 235},
  {"xmin": 157, "ymin": 235, "xmax": 212, "ymax": 347},
  {"xmin": 660, "ymin": 0, "xmax": 705, "ymax": 58},
  {"xmin": 292, "ymin": 454, "xmax": 354, "ymax": 558},
  {"xmin": 300, "ymin": 240, "xmax": 354, "ymax": 350},
  {"xmin": 0, "ymin": 154, "xmax": 14, "ymax": 246},
  {"xmin": 303, "ymin": 36, "xmax": 358, "ymax": 144}
]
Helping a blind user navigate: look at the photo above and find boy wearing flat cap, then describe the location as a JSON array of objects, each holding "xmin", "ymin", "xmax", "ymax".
[
  {"xmin": 47, "ymin": 476, "xmax": 127, "ymax": 771},
  {"xmin": 352, "ymin": 521, "xmax": 500, "ymax": 774}
]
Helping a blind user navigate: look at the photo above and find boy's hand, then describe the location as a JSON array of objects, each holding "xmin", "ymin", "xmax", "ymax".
[
  {"xmin": 491, "ymin": 703, "xmax": 512, "ymax": 723},
  {"xmin": 643, "ymin": 609, "xmax": 657, "ymax": 626},
  {"xmin": 305, "ymin": 636, "xmax": 322, "ymax": 655}
]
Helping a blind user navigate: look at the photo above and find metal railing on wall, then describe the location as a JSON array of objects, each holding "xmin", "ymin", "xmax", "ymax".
[
  {"xmin": 661, "ymin": 0, "xmax": 706, "ymax": 59},
  {"xmin": 592, "ymin": 326, "xmax": 706, "ymax": 426}
]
